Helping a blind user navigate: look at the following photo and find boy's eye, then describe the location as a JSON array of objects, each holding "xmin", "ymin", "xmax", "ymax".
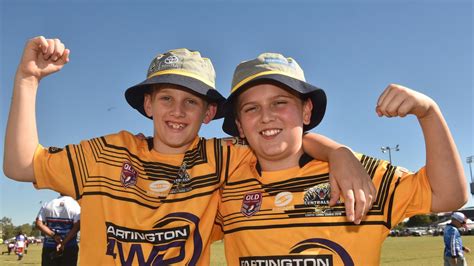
[
  {"xmin": 243, "ymin": 106, "xmax": 257, "ymax": 113},
  {"xmin": 186, "ymin": 99, "xmax": 198, "ymax": 105},
  {"xmin": 160, "ymin": 96, "xmax": 171, "ymax": 101},
  {"xmin": 275, "ymin": 100, "xmax": 287, "ymax": 106}
]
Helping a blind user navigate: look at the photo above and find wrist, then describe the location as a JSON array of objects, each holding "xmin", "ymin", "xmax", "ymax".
[{"xmin": 15, "ymin": 75, "xmax": 40, "ymax": 86}]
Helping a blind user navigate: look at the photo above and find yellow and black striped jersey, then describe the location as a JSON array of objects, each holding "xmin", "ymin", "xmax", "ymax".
[
  {"xmin": 212, "ymin": 153, "xmax": 431, "ymax": 266},
  {"xmin": 34, "ymin": 130, "xmax": 251, "ymax": 265}
]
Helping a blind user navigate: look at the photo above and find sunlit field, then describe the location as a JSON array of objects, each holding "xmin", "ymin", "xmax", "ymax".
[{"xmin": 1, "ymin": 236, "xmax": 473, "ymax": 265}]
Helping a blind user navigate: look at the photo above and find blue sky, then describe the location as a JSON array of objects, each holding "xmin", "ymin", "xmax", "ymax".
[{"xmin": 1, "ymin": 0, "xmax": 472, "ymax": 226}]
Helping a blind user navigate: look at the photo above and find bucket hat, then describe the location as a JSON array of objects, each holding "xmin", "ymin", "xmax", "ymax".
[
  {"xmin": 222, "ymin": 52, "xmax": 326, "ymax": 136},
  {"xmin": 125, "ymin": 48, "xmax": 226, "ymax": 119}
]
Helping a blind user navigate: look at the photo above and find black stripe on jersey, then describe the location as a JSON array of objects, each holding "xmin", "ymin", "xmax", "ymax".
[
  {"xmin": 223, "ymin": 220, "xmax": 390, "ymax": 234},
  {"xmin": 359, "ymin": 155, "xmax": 398, "ymax": 215},
  {"xmin": 368, "ymin": 163, "xmax": 396, "ymax": 214},
  {"xmin": 221, "ymin": 174, "xmax": 330, "ymax": 202},
  {"xmin": 360, "ymin": 155, "xmax": 379, "ymax": 180},
  {"xmin": 66, "ymin": 145, "xmax": 80, "ymax": 200},
  {"xmin": 80, "ymin": 137, "xmax": 224, "ymax": 207},
  {"xmin": 224, "ymin": 145, "xmax": 231, "ymax": 185},
  {"xmin": 386, "ymin": 176, "xmax": 401, "ymax": 228},
  {"xmin": 82, "ymin": 191, "xmax": 163, "ymax": 209},
  {"xmin": 161, "ymin": 186, "xmax": 221, "ymax": 203}
]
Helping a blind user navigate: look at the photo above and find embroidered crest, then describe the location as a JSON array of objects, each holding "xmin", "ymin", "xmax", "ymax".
[
  {"xmin": 170, "ymin": 162, "xmax": 192, "ymax": 194},
  {"xmin": 304, "ymin": 183, "xmax": 343, "ymax": 217},
  {"xmin": 120, "ymin": 161, "xmax": 138, "ymax": 188},
  {"xmin": 241, "ymin": 192, "xmax": 263, "ymax": 217}
]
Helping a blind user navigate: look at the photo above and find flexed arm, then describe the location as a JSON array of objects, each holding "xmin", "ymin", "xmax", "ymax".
[
  {"xmin": 376, "ymin": 84, "xmax": 468, "ymax": 212},
  {"xmin": 4, "ymin": 36, "xmax": 70, "ymax": 182}
]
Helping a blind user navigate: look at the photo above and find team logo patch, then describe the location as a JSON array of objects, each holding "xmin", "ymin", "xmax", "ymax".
[
  {"xmin": 48, "ymin": 147, "xmax": 63, "ymax": 153},
  {"xmin": 120, "ymin": 161, "xmax": 138, "ymax": 188},
  {"xmin": 170, "ymin": 162, "xmax": 192, "ymax": 194},
  {"xmin": 304, "ymin": 183, "xmax": 343, "ymax": 217},
  {"xmin": 241, "ymin": 192, "xmax": 263, "ymax": 217}
]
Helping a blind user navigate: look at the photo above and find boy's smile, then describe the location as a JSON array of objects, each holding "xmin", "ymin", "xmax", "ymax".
[{"xmin": 144, "ymin": 85, "xmax": 216, "ymax": 154}]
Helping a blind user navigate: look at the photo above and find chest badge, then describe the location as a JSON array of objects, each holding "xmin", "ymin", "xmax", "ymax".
[
  {"xmin": 170, "ymin": 162, "xmax": 192, "ymax": 194},
  {"xmin": 120, "ymin": 161, "xmax": 138, "ymax": 188},
  {"xmin": 241, "ymin": 192, "xmax": 263, "ymax": 217}
]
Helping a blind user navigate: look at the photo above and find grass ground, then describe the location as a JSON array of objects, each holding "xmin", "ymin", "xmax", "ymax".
[{"xmin": 1, "ymin": 236, "xmax": 473, "ymax": 265}]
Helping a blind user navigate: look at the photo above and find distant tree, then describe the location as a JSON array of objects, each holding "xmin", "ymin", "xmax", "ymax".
[
  {"xmin": 406, "ymin": 214, "xmax": 432, "ymax": 227},
  {"xmin": 16, "ymin": 223, "xmax": 33, "ymax": 236},
  {"xmin": 0, "ymin": 216, "xmax": 15, "ymax": 240},
  {"xmin": 30, "ymin": 221, "xmax": 41, "ymax": 237}
]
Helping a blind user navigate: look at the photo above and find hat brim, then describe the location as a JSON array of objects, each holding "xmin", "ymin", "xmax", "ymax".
[
  {"xmin": 222, "ymin": 74, "xmax": 326, "ymax": 136},
  {"xmin": 125, "ymin": 74, "xmax": 226, "ymax": 120}
]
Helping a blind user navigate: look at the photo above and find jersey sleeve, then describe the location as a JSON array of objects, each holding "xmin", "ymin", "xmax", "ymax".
[
  {"xmin": 33, "ymin": 137, "xmax": 97, "ymax": 199},
  {"xmin": 390, "ymin": 166, "xmax": 432, "ymax": 226},
  {"xmin": 36, "ymin": 206, "xmax": 45, "ymax": 221},
  {"xmin": 210, "ymin": 189, "xmax": 225, "ymax": 242}
]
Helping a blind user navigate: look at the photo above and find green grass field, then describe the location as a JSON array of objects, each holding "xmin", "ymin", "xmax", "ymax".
[{"xmin": 1, "ymin": 236, "xmax": 473, "ymax": 265}]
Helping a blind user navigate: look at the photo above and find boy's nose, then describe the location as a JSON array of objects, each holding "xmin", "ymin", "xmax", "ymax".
[
  {"xmin": 260, "ymin": 108, "xmax": 276, "ymax": 123},
  {"xmin": 170, "ymin": 103, "xmax": 185, "ymax": 117}
]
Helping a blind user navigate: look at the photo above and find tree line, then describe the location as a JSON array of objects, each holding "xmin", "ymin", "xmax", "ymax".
[{"xmin": 0, "ymin": 216, "xmax": 41, "ymax": 240}]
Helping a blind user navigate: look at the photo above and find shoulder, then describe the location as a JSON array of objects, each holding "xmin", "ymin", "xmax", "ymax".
[
  {"xmin": 218, "ymin": 137, "xmax": 249, "ymax": 147},
  {"xmin": 95, "ymin": 130, "xmax": 149, "ymax": 149}
]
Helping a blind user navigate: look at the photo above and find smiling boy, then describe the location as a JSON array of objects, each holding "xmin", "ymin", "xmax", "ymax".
[
  {"xmin": 214, "ymin": 52, "xmax": 467, "ymax": 265},
  {"xmin": 5, "ymin": 37, "xmax": 375, "ymax": 265}
]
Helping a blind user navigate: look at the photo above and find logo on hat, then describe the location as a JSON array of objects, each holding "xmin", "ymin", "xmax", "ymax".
[
  {"xmin": 164, "ymin": 55, "xmax": 179, "ymax": 64},
  {"xmin": 120, "ymin": 161, "xmax": 138, "ymax": 188},
  {"xmin": 241, "ymin": 192, "xmax": 263, "ymax": 217}
]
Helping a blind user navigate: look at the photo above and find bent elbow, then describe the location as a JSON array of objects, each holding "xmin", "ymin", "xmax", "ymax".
[{"xmin": 2, "ymin": 162, "xmax": 34, "ymax": 182}]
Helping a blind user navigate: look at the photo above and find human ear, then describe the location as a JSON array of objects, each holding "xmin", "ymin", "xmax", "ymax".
[
  {"xmin": 203, "ymin": 103, "xmax": 217, "ymax": 124},
  {"xmin": 303, "ymin": 99, "xmax": 313, "ymax": 125},
  {"xmin": 144, "ymin": 94, "xmax": 153, "ymax": 118},
  {"xmin": 235, "ymin": 119, "xmax": 246, "ymax": 138}
]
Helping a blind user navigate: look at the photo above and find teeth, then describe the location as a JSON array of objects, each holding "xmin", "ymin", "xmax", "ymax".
[
  {"xmin": 261, "ymin": 129, "xmax": 281, "ymax": 136},
  {"xmin": 168, "ymin": 122, "xmax": 184, "ymax": 129}
]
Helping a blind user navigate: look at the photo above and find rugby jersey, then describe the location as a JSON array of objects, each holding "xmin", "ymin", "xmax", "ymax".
[
  {"xmin": 213, "ymin": 153, "xmax": 431, "ymax": 266},
  {"xmin": 34, "ymin": 130, "xmax": 250, "ymax": 265}
]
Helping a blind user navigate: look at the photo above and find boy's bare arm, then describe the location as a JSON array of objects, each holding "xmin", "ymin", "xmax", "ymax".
[
  {"xmin": 376, "ymin": 84, "xmax": 468, "ymax": 212},
  {"xmin": 303, "ymin": 133, "xmax": 376, "ymax": 224},
  {"xmin": 4, "ymin": 36, "xmax": 69, "ymax": 182}
]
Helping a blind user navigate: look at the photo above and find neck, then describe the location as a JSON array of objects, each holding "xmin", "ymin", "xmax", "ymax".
[{"xmin": 257, "ymin": 148, "xmax": 304, "ymax": 171}]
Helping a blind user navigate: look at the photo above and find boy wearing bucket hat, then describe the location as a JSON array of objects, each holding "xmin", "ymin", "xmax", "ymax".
[
  {"xmin": 213, "ymin": 53, "xmax": 467, "ymax": 265},
  {"xmin": 444, "ymin": 212, "xmax": 471, "ymax": 266},
  {"xmin": 5, "ymin": 37, "xmax": 376, "ymax": 265}
]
